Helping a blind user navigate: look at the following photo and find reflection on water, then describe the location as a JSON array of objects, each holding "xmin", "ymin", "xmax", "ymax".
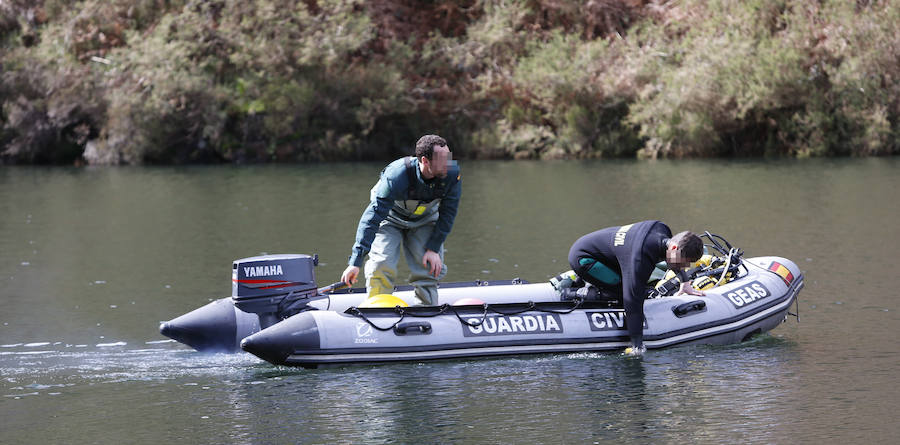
[{"xmin": 2, "ymin": 159, "xmax": 899, "ymax": 443}]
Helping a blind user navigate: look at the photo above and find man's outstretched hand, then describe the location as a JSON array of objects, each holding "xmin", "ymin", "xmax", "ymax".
[
  {"xmin": 675, "ymin": 280, "xmax": 705, "ymax": 296},
  {"xmin": 422, "ymin": 250, "xmax": 443, "ymax": 277}
]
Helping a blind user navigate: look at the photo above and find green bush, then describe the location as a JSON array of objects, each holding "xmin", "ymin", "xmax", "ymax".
[
  {"xmin": 2, "ymin": 0, "xmax": 898, "ymax": 164},
  {"xmin": 623, "ymin": 0, "xmax": 900, "ymax": 157}
]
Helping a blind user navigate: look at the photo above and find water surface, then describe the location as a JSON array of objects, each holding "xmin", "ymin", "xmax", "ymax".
[{"xmin": 1, "ymin": 159, "xmax": 898, "ymax": 443}]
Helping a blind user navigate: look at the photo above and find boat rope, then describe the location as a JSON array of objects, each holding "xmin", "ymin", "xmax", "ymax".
[
  {"xmin": 452, "ymin": 304, "xmax": 490, "ymax": 327},
  {"xmin": 346, "ymin": 304, "xmax": 457, "ymax": 331},
  {"xmin": 787, "ymin": 281, "xmax": 801, "ymax": 322},
  {"xmin": 346, "ymin": 306, "xmax": 410, "ymax": 331},
  {"xmin": 788, "ymin": 293, "xmax": 800, "ymax": 321},
  {"xmin": 349, "ymin": 299, "xmax": 586, "ymax": 331}
]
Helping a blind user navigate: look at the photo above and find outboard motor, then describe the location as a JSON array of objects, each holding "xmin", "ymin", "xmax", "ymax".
[
  {"xmin": 160, "ymin": 253, "xmax": 322, "ymax": 353},
  {"xmin": 231, "ymin": 254, "xmax": 320, "ymax": 329}
]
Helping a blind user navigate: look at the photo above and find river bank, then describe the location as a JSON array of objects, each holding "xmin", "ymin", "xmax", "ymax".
[{"xmin": 2, "ymin": 1, "xmax": 899, "ymax": 165}]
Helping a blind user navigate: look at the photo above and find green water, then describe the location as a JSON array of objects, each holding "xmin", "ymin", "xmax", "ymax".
[{"xmin": 1, "ymin": 159, "xmax": 898, "ymax": 443}]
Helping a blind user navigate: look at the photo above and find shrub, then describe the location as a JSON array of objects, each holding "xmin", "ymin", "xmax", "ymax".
[
  {"xmin": 1, "ymin": 39, "xmax": 106, "ymax": 164},
  {"xmin": 623, "ymin": 0, "xmax": 900, "ymax": 157},
  {"xmin": 2, "ymin": 0, "xmax": 899, "ymax": 163}
]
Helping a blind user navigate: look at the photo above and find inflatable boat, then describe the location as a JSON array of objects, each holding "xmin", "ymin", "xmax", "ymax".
[
  {"xmin": 160, "ymin": 234, "xmax": 804, "ymax": 366},
  {"xmin": 158, "ymin": 255, "xmax": 560, "ymax": 353}
]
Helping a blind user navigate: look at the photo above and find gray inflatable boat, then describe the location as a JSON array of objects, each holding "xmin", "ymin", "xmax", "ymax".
[
  {"xmin": 160, "ymin": 234, "xmax": 803, "ymax": 366},
  {"xmin": 240, "ymin": 255, "xmax": 803, "ymax": 367}
]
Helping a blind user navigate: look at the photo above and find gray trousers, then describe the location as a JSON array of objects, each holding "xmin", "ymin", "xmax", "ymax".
[{"xmin": 364, "ymin": 219, "xmax": 447, "ymax": 305}]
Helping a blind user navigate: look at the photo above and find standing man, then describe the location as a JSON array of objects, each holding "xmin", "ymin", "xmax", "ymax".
[
  {"xmin": 566, "ymin": 221, "xmax": 705, "ymax": 356},
  {"xmin": 341, "ymin": 135, "xmax": 461, "ymax": 305}
]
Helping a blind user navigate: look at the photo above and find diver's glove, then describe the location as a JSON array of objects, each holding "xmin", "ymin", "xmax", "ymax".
[{"xmin": 623, "ymin": 344, "xmax": 646, "ymax": 357}]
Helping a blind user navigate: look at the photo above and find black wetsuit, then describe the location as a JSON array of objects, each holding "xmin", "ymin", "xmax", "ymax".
[{"xmin": 568, "ymin": 220, "xmax": 672, "ymax": 348}]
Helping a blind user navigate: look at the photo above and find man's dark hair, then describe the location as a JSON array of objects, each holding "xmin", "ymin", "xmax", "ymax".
[
  {"xmin": 415, "ymin": 135, "xmax": 447, "ymax": 159},
  {"xmin": 671, "ymin": 231, "xmax": 703, "ymax": 261}
]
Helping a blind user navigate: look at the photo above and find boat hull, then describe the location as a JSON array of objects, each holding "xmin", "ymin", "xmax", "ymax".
[
  {"xmin": 160, "ymin": 281, "xmax": 558, "ymax": 352},
  {"xmin": 241, "ymin": 257, "xmax": 804, "ymax": 367}
]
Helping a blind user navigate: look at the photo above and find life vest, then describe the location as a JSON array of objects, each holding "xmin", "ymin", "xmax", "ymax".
[{"xmin": 391, "ymin": 157, "xmax": 449, "ymax": 220}]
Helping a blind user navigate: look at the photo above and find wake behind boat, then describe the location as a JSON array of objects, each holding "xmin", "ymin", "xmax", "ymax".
[{"xmin": 160, "ymin": 234, "xmax": 804, "ymax": 367}]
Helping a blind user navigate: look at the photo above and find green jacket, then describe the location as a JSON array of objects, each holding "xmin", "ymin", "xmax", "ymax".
[{"xmin": 348, "ymin": 157, "xmax": 461, "ymax": 267}]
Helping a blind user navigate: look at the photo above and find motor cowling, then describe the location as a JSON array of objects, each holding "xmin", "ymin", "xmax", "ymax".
[{"xmin": 231, "ymin": 254, "xmax": 319, "ymax": 328}]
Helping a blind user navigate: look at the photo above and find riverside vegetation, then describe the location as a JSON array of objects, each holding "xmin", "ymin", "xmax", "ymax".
[{"xmin": 1, "ymin": 0, "xmax": 898, "ymax": 164}]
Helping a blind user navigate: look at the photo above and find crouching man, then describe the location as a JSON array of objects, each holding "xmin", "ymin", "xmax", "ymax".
[{"xmin": 565, "ymin": 221, "xmax": 705, "ymax": 356}]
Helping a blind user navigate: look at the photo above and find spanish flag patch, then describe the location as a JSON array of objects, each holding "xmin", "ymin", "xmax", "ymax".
[{"xmin": 768, "ymin": 261, "xmax": 794, "ymax": 286}]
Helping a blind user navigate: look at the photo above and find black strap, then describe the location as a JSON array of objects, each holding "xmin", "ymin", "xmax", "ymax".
[{"xmin": 350, "ymin": 300, "xmax": 586, "ymax": 330}]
